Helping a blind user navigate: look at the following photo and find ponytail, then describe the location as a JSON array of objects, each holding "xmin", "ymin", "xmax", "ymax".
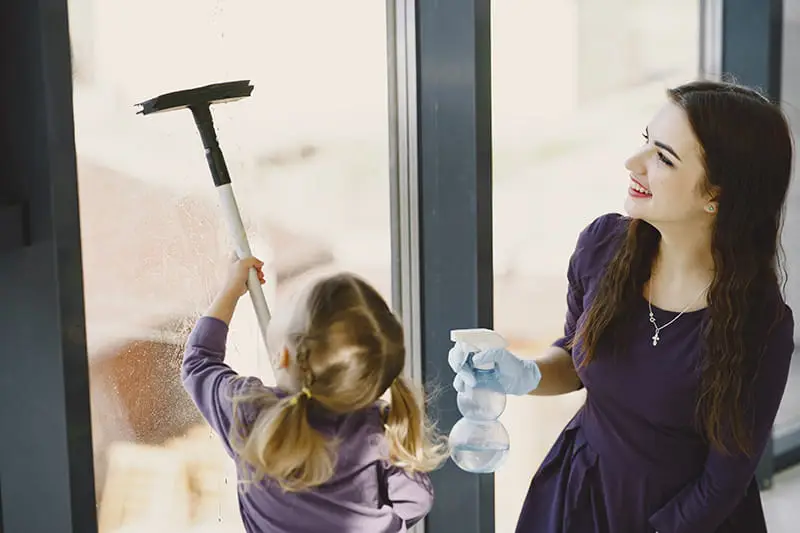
[
  {"xmin": 233, "ymin": 388, "xmax": 335, "ymax": 492},
  {"xmin": 384, "ymin": 376, "xmax": 449, "ymax": 472}
]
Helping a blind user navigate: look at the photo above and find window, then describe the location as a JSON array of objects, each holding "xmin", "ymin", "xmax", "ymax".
[
  {"xmin": 68, "ymin": 1, "xmax": 391, "ymax": 530},
  {"xmin": 491, "ymin": 2, "xmax": 700, "ymax": 530}
]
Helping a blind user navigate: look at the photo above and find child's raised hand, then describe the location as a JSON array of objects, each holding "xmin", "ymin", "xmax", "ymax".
[
  {"xmin": 222, "ymin": 256, "xmax": 266, "ymax": 298},
  {"xmin": 205, "ymin": 256, "xmax": 266, "ymax": 325}
]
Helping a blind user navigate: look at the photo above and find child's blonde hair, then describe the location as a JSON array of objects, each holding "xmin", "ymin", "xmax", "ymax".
[{"xmin": 230, "ymin": 273, "xmax": 448, "ymax": 492}]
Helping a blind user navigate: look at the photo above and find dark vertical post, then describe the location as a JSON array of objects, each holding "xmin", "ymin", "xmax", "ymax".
[
  {"xmin": 0, "ymin": 0, "xmax": 97, "ymax": 531},
  {"xmin": 415, "ymin": 0, "xmax": 495, "ymax": 531},
  {"xmin": 722, "ymin": 0, "xmax": 783, "ymax": 98},
  {"xmin": 719, "ymin": 0, "xmax": 795, "ymax": 490}
]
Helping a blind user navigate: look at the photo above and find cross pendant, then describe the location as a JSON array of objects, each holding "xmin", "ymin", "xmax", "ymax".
[{"xmin": 652, "ymin": 330, "xmax": 660, "ymax": 346}]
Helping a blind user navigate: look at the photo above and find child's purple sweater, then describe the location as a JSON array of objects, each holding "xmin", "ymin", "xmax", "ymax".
[{"xmin": 182, "ymin": 316, "xmax": 434, "ymax": 532}]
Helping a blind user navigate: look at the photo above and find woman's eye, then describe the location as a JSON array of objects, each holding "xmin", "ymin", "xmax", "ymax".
[{"xmin": 657, "ymin": 152, "xmax": 674, "ymax": 167}]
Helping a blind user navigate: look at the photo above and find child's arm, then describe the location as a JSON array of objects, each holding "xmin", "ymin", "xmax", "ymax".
[
  {"xmin": 181, "ymin": 257, "xmax": 267, "ymax": 456},
  {"xmin": 382, "ymin": 465, "xmax": 435, "ymax": 527},
  {"xmin": 182, "ymin": 316, "xmax": 247, "ymax": 453}
]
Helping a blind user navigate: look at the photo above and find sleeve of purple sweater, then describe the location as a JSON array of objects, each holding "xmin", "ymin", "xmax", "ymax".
[
  {"xmin": 181, "ymin": 316, "xmax": 266, "ymax": 457},
  {"xmin": 382, "ymin": 464, "xmax": 434, "ymax": 527}
]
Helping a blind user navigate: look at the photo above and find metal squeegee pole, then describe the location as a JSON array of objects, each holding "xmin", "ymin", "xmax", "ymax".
[{"xmin": 189, "ymin": 105, "xmax": 272, "ymax": 348}]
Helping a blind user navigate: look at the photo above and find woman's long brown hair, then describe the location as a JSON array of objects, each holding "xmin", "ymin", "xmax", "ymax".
[{"xmin": 575, "ymin": 81, "xmax": 793, "ymax": 455}]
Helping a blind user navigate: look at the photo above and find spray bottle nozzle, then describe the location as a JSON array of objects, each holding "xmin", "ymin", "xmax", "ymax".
[{"xmin": 450, "ymin": 328, "xmax": 508, "ymax": 371}]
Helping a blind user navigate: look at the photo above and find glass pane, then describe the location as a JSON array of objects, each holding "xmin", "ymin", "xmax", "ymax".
[
  {"xmin": 491, "ymin": 2, "xmax": 699, "ymax": 531},
  {"xmin": 777, "ymin": 0, "xmax": 800, "ymax": 439},
  {"xmin": 67, "ymin": 2, "xmax": 391, "ymax": 531}
]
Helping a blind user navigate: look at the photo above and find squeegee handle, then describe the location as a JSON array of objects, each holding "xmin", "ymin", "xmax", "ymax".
[
  {"xmin": 188, "ymin": 104, "xmax": 271, "ymax": 351},
  {"xmin": 191, "ymin": 104, "xmax": 233, "ymax": 187},
  {"xmin": 217, "ymin": 184, "xmax": 272, "ymax": 341}
]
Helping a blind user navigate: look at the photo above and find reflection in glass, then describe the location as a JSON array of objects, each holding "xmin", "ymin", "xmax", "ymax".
[
  {"xmin": 491, "ymin": 2, "xmax": 699, "ymax": 531},
  {"xmin": 68, "ymin": 1, "xmax": 390, "ymax": 531}
]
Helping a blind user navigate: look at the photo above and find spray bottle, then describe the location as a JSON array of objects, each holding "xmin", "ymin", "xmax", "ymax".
[{"xmin": 448, "ymin": 328, "xmax": 511, "ymax": 473}]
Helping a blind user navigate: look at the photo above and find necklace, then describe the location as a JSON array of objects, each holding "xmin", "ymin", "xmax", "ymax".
[{"xmin": 647, "ymin": 283, "xmax": 710, "ymax": 347}]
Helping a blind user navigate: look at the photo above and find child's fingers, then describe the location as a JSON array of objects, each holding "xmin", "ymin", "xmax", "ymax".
[
  {"xmin": 238, "ymin": 256, "xmax": 263, "ymax": 270},
  {"xmin": 254, "ymin": 265, "xmax": 266, "ymax": 285}
]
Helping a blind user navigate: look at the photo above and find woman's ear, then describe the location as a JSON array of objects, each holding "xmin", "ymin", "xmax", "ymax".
[{"xmin": 704, "ymin": 185, "xmax": 721, "ymax": 215}]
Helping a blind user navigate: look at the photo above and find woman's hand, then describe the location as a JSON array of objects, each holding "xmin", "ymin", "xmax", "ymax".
[{"xmin": 448, "ymin": 344, "xmax": 542, "ymax": 396}]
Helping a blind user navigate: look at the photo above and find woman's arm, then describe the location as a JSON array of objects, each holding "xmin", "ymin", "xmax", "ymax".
[
  {"xmin": 453, "ymin": 214, "xmax": 621, "ymax": 398},
  {"xmin": 528, "ymin": 346, "xmax": 583, "ymax": 396}
]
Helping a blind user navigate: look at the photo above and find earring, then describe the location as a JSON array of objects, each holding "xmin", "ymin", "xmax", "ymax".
[{"xmin": 705, "ymin": 204, "xmax": 716, "ymax": 213}]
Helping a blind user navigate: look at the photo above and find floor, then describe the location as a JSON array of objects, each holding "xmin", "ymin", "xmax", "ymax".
[
  {"xmin": 777, "ymin": 360, "xmax": 800, "ymax": 434},
  {"xmin": 763, "ymin": 464, "xmax": 800, "ymax": 532}
]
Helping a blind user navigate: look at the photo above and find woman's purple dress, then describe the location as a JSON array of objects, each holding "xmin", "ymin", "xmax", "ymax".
[{"xmin": 515, "ymin": 213, "xmax": 795, "ymax": 533}]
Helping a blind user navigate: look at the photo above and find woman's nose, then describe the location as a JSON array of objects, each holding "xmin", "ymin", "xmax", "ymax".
[{"xmin": 624, "ymin": 145, "xmax": 652, "ymax": 174}]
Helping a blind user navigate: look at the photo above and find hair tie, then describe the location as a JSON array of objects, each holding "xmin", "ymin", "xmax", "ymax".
[{"xmin": 288, "ymin": 387, "xmax": 312, "ymax": 406}]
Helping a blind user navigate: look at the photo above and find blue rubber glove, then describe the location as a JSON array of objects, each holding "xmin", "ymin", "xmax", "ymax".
[{"xmin": 448, "ymin": 343, "xmax": 542, "ymax": 396}]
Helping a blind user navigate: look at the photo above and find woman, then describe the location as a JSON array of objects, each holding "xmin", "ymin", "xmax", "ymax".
[{"xmin": 450, "ymin": 81, "xmax": 796, "ymax": 533}]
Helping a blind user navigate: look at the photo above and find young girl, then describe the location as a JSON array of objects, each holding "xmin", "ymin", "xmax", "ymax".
[{"xmin": 182, "ymin": 257, "xmax": 447, "ymax": 532}]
